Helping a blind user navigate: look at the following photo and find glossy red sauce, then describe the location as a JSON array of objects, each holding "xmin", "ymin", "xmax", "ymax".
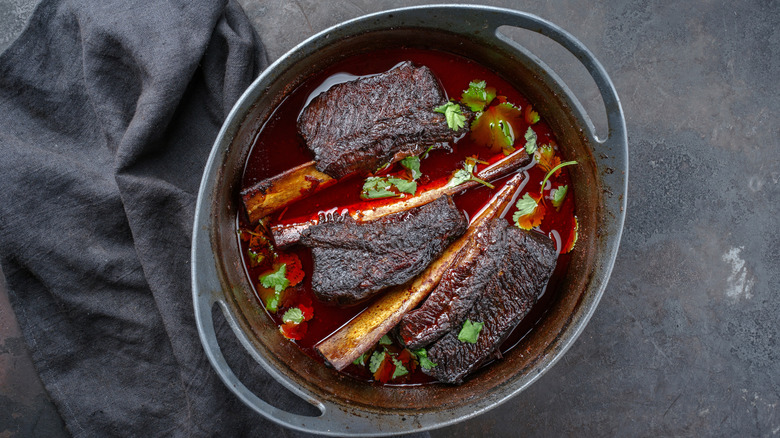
[{"xmin": 238, "ymin": 48, "xmax": 576, "ymax": 385}]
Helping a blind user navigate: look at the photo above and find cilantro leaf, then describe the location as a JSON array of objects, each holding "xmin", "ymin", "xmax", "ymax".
[
  {"xmin": 461, "ymin": 80, "xmax": 496, "ymax": 111},
  {"xmin": 434, "ymin": 102, "xmax": 466, "ymax": 131},
  {"xmin": 361, "ymin": 176, "xmax": 396, "ymax": 199},
  {"xmin": 259, "ymin": 264, "xmax": 290, "ymax": 312},
  {"xmin": 361, "ymin": 175, "xmax": 417, "ymax": 199},
  {"xmin": 446, "ymin": 158, "xmax": 495, "ymax": 190},
  {"xmin": 369, "ymin": 350, "xmax": 386, "ymax": 374},
  {"xmin": 400, "ymin": 156, "xmax": 422, "ymax": 180},
  {"xmin": 265, "ymin": 294, "xmax": 280, "ymax": 313},
  {"xmin": 281, "ymin": 307, "xmax": 304, "ymax": 324},
  {"xmin": 470, "ymin": 102, "xmax": 522, "ymax": 154},
  {"xmin": 353, "ymin": 352, "xmax": 369, "ymax": 366},
  {"xmin": 524, "ymin": 127, "xmax": 538, "ymax": 155},
  {"xmin": 379, "ymin": 334, "xmax": 393, "ymax": 345},
  {"xmin": 524, "ymin": 104, "xmax": 540, "ymax": 124},
  {"xmin": 413, "ymin": 348, "xmax": 437, "ymax": 370},
  {"xmin": 551, "ymin": 185, "xmax": 568, "ymax": 209},
  {"xmin": 457, "ymin": 319, "xmax": 484, "ymax": 343},
  {"xmin": 391, "ymin": 356, "xmax": 409, "ymax": 378},
  {"xmin": 514, "ymin": 193, "xmax": 539, "ymax": 218},
  {"xmin": 260, "ymin": 264, "xmax": 289, "ymax": 293},
  {"xmin": 387, "ymin": 177, "xmax": 417, "ymax": 195},
  {"xmin": 512, "ymin": 193, "xmax": 545, "ymax": 230}
]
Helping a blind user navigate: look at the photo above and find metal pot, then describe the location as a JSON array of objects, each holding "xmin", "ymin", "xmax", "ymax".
[{"xmin": 192, "ymin": 5, "xmax": 627, "ymax": 436}]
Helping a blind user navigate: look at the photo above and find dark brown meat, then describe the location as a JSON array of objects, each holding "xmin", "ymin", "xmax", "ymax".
[
  {"xmin": 398, "ymin": 227, "xmax": 491, "ymax": 349},
  {"xmin": 298, "ymin": 196, "xmax": 468, "ymax": 306},
  {"xmin": 411, "ymin": 219, "xmax": 557, "ymax": 384},
  {"xmin": 298, "ymin": 61, "xmax": 471, "ymax": 179}
]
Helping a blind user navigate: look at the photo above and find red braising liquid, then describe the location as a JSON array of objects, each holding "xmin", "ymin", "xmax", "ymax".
[{"xmin": 238, "ymin": 48, "xmax": 576, "ymax": 385}]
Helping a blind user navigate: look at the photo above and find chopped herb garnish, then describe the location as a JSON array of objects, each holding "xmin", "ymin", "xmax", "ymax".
[
  {"xmin": 458, "ymin": 319, "xmax": 484, "ymax": 344},
  {"xmin": 413, "ymin": 348, "xmax": 437, "ymax": 370},
  {"xmin": 260, "ymin": 264, "xmax": 289, "ymax": 293},
  {"xmin": 387, "ymin": 176, "xmax": 417, "ymax": 195},
  {"xmin": 551, "ymin": 185, "xmax": 569, "ymax": 209},
  {"xmin": 524, "ymin": 104, "xmax": 540, "ymax": 124},
  {"xmin": 281, "ymin": 307, "xmax": 304, "ymax": 324},
  {"xmin": 434, "ymin": 101, "xmax": 466, "ymax": 131},
  {"xmin": 514, "ymin": 161, "xmax": 577, "ymax": 230},
  {"xmin": 391, "ymin": 356, "xmax": 409, "ymax": 378},
  {"xmin": 539, "ymin": 161, "xmax": 578, "ymax": 192},
  {"xmin": 470, "ymin": 102, "xmax": 522, "ymax": 155},
  {"xmin": 265, "ymin": 294, "xmax": 280, "ymax": 313},
  {"xmin": 353, "ymin": 352, "xmax": 369, "ymax": 366},
  {"xmin": 461, "ymin": 80, "xmax": 496, "ymax": 111},
  {"xmin": 513, "ymin": 193, "xmax": 545, "ymax": 230},
  {"xmin": 369, "ymin": 350, "xmax": 386, "ymax": 374},
  {"xmin": 524, "ymin": 127, "xmax": 538, "ymax": 155},
  {"xmin": 361, "ymin": 175, "xmax": 417, "ymax": 199},
  {"xmin": 400, "ymin": 156, "xmax": 422, "ymax": 180},
  {"xmin": 534, "ymin": 145, "xmax": 562, "ymax": 175},
  {"xmin": 379, "ymin": 334, "xmax": 393, "ymax": 345},
  {"xmin": 446, "ymin": 157, "xmax": 495, "ymax": 189},
  {"xmin": 361, "ymin": 176, "xmax": 397, "ymax": 199},
  {"xmin": 260, "ymin": 264, "xmax": 289, "ymax": 312}
]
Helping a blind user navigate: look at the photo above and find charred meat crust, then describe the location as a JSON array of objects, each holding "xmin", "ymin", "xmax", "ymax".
[
  {"xmin": 404, "ymin": 219, "xmax": 557, "ymax": 384},
  {"xmin": 298, "ymin": 196, "xmax": 468, "ymax": 306},
  {"xmin": 298, "ymin": 61, "xmax": 471, "ymax": 179}
]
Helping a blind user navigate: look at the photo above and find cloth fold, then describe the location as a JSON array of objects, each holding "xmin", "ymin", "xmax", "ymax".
[{"xmin": 0, "ymin": 0, "xmax": 333, "ymax": 435}]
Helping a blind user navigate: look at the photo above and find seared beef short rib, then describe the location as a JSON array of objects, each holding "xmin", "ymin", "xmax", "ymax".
[
  {"xmin": 298, "ymin": 61, "xmax": 470, "ymax": 179},
  {"xmin": 400, "ymin": 219, "xmax": 557, "ymax": 384},
  {"xmin": 298, "ymin": 196, "xmax": 467, "ymax": 306}
]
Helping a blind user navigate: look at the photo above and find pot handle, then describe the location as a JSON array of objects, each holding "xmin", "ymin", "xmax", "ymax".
[
  {"xmin": 482, "ymin": 9, "xmax": 627, "ymax": 152},
  {"xmin": 193, "ymin": 287, "xmax": 337, "ymax": 433}
]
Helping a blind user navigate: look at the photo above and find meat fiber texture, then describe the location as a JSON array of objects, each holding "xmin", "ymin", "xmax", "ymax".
[
  {"xmin": 298, "ymin": 196, "xmax": 468, "ymax": 306},
  {"xmin": 297, "ymin": 61, "xmax": 470, "ymax": 179},
  {"xmin": 409, "ymin": 219, "xmax": 557, "ymax": 384}
]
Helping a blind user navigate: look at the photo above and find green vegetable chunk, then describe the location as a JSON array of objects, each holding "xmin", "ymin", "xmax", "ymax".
[{"xmin": 457, "ymin": 319, "xmax": 484, "ymax": 344}]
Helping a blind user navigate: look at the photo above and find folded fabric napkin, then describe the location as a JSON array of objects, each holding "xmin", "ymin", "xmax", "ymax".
[{"xmin": 0, "ymin": 0, "xmax": 341, "ymax": 435}]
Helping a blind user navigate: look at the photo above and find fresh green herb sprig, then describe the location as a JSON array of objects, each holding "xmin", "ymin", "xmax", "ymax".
[
  {"xmin": 446, "ymin": 157, "xmax": 494, "ymax": 190},
  {"xmin": 434, "ymin": 101, "xmax": 466, "ymax": 131},
  {"xmin": 259, "ymin": 264, "xmax": 289, "ymax": 312},
  {"xmin": 457, "ymin": 319, "xmax": 484, "ymax": 344}
]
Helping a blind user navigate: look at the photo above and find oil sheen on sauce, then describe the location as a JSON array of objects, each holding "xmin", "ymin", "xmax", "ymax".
[{"xmin": 238, "ymin": 48, "xmax": 576, "ymax": 385}]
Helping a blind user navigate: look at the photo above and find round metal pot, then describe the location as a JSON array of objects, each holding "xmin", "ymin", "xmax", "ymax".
[{"xmin": 192, "ymin": 5, "xmax": 627, "ymax": 436}]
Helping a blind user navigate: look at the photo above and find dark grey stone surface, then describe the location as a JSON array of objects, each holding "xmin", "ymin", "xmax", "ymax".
[{"xmin": 1, "ymin": 0, "xmax": 778, "ymax": 436}]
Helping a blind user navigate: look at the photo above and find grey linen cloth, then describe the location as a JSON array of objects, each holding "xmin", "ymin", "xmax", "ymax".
[{"xmin": 0, "ymin": 0, "xmax": 336, "ymax": 435}]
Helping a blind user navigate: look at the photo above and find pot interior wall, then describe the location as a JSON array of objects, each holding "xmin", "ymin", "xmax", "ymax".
[{"xmin": 210, "ymin": 26, "xmax": 601, "ymax": 412}]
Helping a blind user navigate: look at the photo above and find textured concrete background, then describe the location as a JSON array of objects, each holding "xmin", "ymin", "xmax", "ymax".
[{"xmin": 1, "ymin": 0, "xmax": 778, "ymax": 436}]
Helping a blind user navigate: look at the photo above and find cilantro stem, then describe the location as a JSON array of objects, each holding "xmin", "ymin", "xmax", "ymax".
[
  {"xmin": 540, "ymin": 161, "xmax": 577, "ymax": 191},
  {"xmin": 539, "ymin": 160, "xmax": 577, "ymax": 204},
  {"xmin": 471, "ymin": 175, "xmax": 495, "ymax": 189}
]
